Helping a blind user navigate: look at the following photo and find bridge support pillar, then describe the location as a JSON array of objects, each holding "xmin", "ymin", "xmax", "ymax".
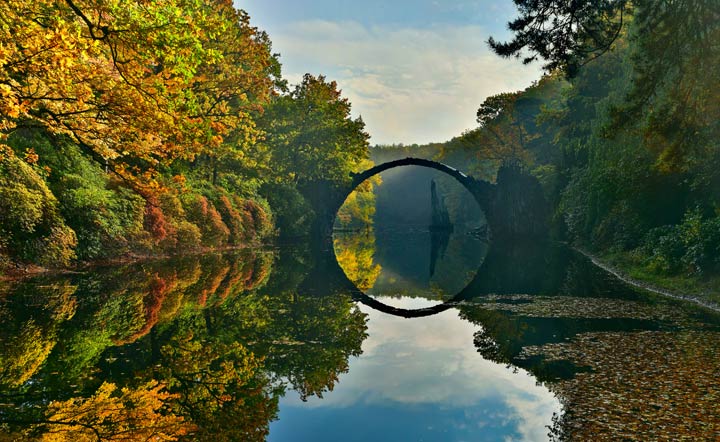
[{"xmin": 298, "ymin": 180, "xmax": 348, "ymax": 248}]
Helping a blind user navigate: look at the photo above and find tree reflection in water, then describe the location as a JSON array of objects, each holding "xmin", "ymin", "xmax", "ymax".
[
  {"xmin": 332, "ymin": 235, "xmax": 720, "ymax": 441},
  {"xmin": 0, "ymin": 249, "xmax": 367, "ymax": 441},
  {"xmin": 1, "ymin": 240, "xmax": 720, "ymax": 440}
]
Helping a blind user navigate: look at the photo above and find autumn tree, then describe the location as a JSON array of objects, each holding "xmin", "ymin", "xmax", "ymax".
[
  {"xmin": 40, "ymin": 381, "xmax": 192, "ymax": 441},
  {"xmin": 0, "ymin": 0, "xmax": 275, "ymax": 193},
  {"xmin": 473, "ymin": 92, "xmax": 536, "ymax": 166},
  {"xmin": 159, "ymin": 334, "xmax": 277, "ymax": 442},
  {"xmin": 333, "ymin": 232, "xmax": 382, "ymax": 291},
  {"xmin": 335, "ymin": 159, "xmax": 382, "ymax": 229}
]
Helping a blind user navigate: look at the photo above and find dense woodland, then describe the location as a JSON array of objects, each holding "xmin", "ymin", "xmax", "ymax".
[
  {"xmin": 0, "ymin": 0, "xmax": 371, "ymax": 271},
  {"xmin": 1, "ymin": 0, "xmax": 719, "ymax": 296},
  {"xmin": 375, "ymin": 0, "xmax": 720, "ymax": 293}
]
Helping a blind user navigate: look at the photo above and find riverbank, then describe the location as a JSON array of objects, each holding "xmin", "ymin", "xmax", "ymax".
[
  {"xmin": 0, "ymin": 242, "xmax": 273, "ymax": 282},
  {"xmin": 575, "ymin": 248, "xmax": 720, "ymax": 312}
]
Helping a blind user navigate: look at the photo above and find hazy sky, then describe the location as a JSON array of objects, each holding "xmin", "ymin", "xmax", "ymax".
[{"xmin": 237, "ymin": 1, "xmax": 542, "ymax": 145}]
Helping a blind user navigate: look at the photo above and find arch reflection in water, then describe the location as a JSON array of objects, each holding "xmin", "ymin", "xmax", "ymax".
[{"xmin": 332, "ymin": 228, "xmax": 488, "ymax": 317}]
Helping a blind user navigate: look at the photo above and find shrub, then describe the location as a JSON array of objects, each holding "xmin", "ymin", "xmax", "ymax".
[
  {"xmin": 0, "ymin": 153, "xmax": 77, "ymax": 267},
  {"xmin": 216, "ymin": 195, "xmax": 245, "ymax": 245},
  {"xmin": 35, "ymin": 225, "xmax": 78, "ymax": 267},
  {"xmin": 57, "ymin": 174, "xmax": 145, "ymax": 260},
  {"xmin": 260, "ymin": 183, "xmax": 311, "ymax": 238},
  {"xmin": 240, "ymin": 196, "xmax": 274, "ymax": 240},
  {"xmin": 642, "ymin": 225, "xmax": 684, "ymax": 273},
  {"xmin": 183, "ymin": 195, "xmax": 230, "ymax": 247},
  {"xmin": 642, "ymin": 208, "xmax": 720, "ymax": 275},
  {"xmin": 143, "ymin": 203, "xmax": 170, "ymax": 243},
  {"xmin": 174, "ymin": 220, "xmax": 202, "ymax": 251}
]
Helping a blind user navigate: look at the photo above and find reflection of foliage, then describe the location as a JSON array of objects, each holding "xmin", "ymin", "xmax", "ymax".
[
  {"xmin": 41, "ymin": 381, "xmax": 192, "ymax": 441},
  {"xmin": 255, "ymin": 292, "xmax": 368, "ymax": 401},
  {"xmin": 461, "ymin": 307, "xmax": 528, "ymax": 365},
  {"xmin": 160, "ymin": 334, "xmax": 277, "ymax": 442},
  {"xmin": 333, "ymin": 232, "xmax": 381, "ymax": 291},
  {"xmin": 456, "ymin": 245, "xmax": 720, "ymax": 441},
  {"xmin": 0, "ymin": 282, "xmax": 77, "ymax": 388},
  {"xmin": 119, "ymin": 273, "xmax": 177, "ymax": 344},
  {"xmin": 56, "ymin": 274, "xmax": 154, "ymax": 377},
  {"xmin": 0, "ymin": 320, "xmax": 56, "ymax": 389},
  {"xmin": 216, "ymin": 251, "xmax": 369, "ymax": 401},
  {"xmin": 336, "ymin": 159, "xmax": 382, "ymax": 229},
  {"xmin": 0, "ymin": 246, "xmax": 370, "ymax": 439}
]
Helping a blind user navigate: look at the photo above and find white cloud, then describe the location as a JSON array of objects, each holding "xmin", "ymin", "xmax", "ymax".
[
  {"xmin": 272, "ymin": 20, "xmax": 542, "ymax": 144},
  {"xmin": 281, "ymin": 297, "xmax": 561, "ymax": 441}
]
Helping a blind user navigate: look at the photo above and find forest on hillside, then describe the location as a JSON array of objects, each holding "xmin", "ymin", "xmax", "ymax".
[
  {"xmin": 0, "ymin": 0, "xmax": 371, "ymax": 272},
  {"xmin": 373, "ymin": 0, "xmax": 720, "ymax": 295},
  {"xmin": 1, "ymin": 0, "xmax": 719, "ymax": 299}
]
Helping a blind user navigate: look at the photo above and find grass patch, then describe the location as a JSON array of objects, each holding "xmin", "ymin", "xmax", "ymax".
[{"xmin": 601, "ymin": 249, "xmax": 720, "ymax": 306}]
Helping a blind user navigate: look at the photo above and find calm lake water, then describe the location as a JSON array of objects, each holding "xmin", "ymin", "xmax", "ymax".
[{"xmin": 1, "ymin": 230, "xmax": 719, "ymax": 440}]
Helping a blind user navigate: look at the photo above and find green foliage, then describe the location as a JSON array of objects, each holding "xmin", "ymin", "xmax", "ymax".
[
  {"xmin": 463, "ymin": 1, "xmax": 720, "ymax": 284},
  {"xmin": 336, "ymin": 187, "xmax": 377, "ymax": 229},
  {"xmin": 61, "ymin": 180, "xmax": 145, "ymax": 259},
  {"xmin": 333, "ymin": 231, "xmax": 381, "ymax": 290},
  {"xmin": 258, "ymin": 74, "xmax": 371, "ymax": 186},
  {"xmin": 260, "ymin": 183, "xmax": 314, "ymax": 238},
  {"xmin": 240, "ymin": 197, "xmax": 274, "ymax": 241},
  {"xmin": 0, "ymin": 151, "xmax": 77, "ymax": 267},
  {"xmin": 174, "ymin": 220, "xmax": 203, "ymax": 251},
  {"xmin": 643, "ymin": 209, "xmax": 720, "ymax": 276},
  {"xmin": 489, "ymin": 0, "xmax": 629, "ymax": 75},
  {"xmin": 183, "ymin": 195, "xmax": 230, "ymax": 248}
]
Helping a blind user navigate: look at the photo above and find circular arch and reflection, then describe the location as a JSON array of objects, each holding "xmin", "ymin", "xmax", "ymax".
[
  {"xmin": 333, "ymin": 157, "xmax": 490, "ymax": 231},
  {"xmin": 347, "ymin": 264, "xmax": 487, "ymax": 318},
  {"xmin": 331, "ymin": 158, "xmax": 490, "ymax": 318}
]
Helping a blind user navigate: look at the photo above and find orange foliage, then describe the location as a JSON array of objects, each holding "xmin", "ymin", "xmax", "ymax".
[
  {"xmin": 199, "ymin": 264, "xmax": 230, "ymax": 307},
  {"xmin": 42, "ymin": 381, "xmax": 193, "ymax": 441},
  {"xmin": 238, "ymin": 198, "xmax": 271, "ymax": 241},
  {"xmin": 185, "ymin": 196, "xmax": 230, "ymax": 247},
  {"xmin": 217, "ymin": 195, "xmax": 244, "ymax": 245},
  {"xmin": 143, "ymin": 203, "xmax": 170, "ymax": 243},
  {"xmin": 245, "ymin": 256, "xmax": 272, "ymax": 291},
  {"xmin": 0, "ymin": 0, "xmax": 275, "ymax": 189},
  {"xmin": 117, "ymin": 273, "xmax": 175, "ymax": 344}
]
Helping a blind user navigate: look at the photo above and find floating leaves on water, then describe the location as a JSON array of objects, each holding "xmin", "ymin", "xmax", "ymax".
[
  {"xmin": 469, "ymin": 294, "xmax": 703, "ymax": 327},
  {"xmin": 522, "ymin": 330, "xmax": 720, "ymax": 440}
]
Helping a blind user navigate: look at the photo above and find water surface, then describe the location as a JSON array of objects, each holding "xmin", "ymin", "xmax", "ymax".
[{"xmin": 1, "ymin": 233, "xmax": 719, "ymax": 441}]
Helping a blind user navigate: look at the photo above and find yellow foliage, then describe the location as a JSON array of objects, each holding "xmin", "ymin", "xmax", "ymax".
[
  {"xmin": 334, "ymin": 232, "xmax": 382, "ymax": 291},
  {"xmin": 0, "ymin": 0, "xmax": 274, "ymax": 189},
  {"xmin": 42, "ymin": 381, "xmax": 194, "ymax": 441},
  {"xmin": 0, "ymin": 321, "xmax": 55, "ymax": 388}
]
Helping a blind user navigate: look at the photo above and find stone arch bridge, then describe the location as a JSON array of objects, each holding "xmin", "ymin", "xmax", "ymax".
[{"xmin": 299, "ymin": 157, "xmax": 548, "ymax": 243}]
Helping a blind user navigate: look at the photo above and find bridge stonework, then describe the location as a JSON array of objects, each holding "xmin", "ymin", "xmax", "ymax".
[{"xmin": 299, "ymin": 157, "xmax": 548, "ymax": 245}]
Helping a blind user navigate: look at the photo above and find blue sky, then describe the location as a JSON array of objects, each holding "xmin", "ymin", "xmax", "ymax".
[
  {"xmin": 237, "ymin": 1, "xmax": 542, "ymax": 145},
  {"xmin": 269, "ymin": 298, "xmax": 560, "ymax": 441}
]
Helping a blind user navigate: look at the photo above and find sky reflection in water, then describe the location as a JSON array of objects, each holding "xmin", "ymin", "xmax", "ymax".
[{"xmin": 270, "ymin": 297, "xmax": 560, "ymax": 442}]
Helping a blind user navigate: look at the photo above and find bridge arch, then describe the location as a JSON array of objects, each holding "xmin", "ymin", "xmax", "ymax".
[{"xmin": 333, "ymin": 157, "xmax": 494, "ymax": 231}]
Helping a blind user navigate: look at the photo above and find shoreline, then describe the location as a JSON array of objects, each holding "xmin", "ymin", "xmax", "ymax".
[
  {"xmin": 574, "ymin": 247, "xmax": 720, "ymax": 313},
  {"xmin": 5, "ymin": 241, "xmax": 719, "ymax": 314},
  {"xmin": 0, "ymin": 243, "xmax": 274, "ymax": 282}
]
